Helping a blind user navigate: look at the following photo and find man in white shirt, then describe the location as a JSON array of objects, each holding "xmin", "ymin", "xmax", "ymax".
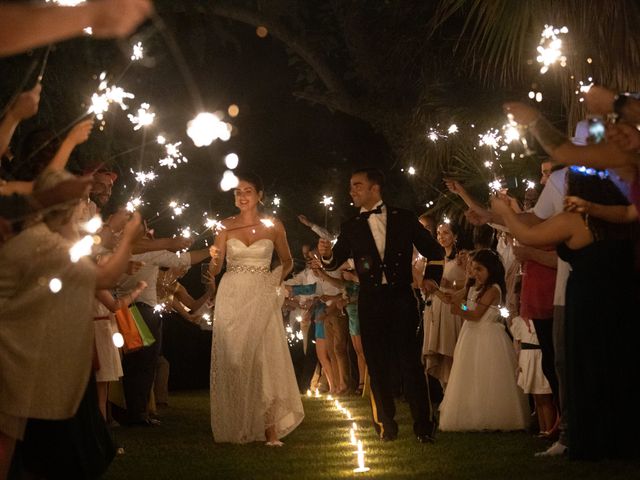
[
  {"xmin": 318, "ymin": 168, "xmax": 444, "ymax": 443},
  {"xmin": 116, "ymin": 246, "xmax": 210, "ymax": 426}
]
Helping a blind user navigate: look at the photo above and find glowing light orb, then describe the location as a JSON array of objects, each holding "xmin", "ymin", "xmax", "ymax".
[
  {"xmin": 228, "ymin": 104, "xmax": 240, "ymax": 117},
  {"xmin": 224, "ymin": 153, "xmax": 239, "ymax": 169},
  {"xmin": 69, "ymin": 235, "xmax": 95, "ymax": 263},
  {"xmin": 49, "ymin": 278, "xmax": 62, "ymax": 293},
  {"xmin": 187, "ymin": 112, "xmax": 221, "ymax": 147},
  {"xmin": 112, "ymin": 332, "xmax": 124, "ymax": 348},
  {"xmin": 220, "ymin": 170, "xmax": 239, "ymax": 191}
]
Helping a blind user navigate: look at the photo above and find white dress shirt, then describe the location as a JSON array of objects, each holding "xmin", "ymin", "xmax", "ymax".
[
  {"xmin": 116, "ymin": 250, "xmax": 191, "ymax": 307},
  {"xmin": 361, "ymin": 200, "xmax": 387, "ymax": 283}
]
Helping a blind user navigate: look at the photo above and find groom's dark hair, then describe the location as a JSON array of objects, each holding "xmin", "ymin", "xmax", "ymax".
[{"xmin": 352, "ymin": 167, "xmax": 385, "ymax": 190}]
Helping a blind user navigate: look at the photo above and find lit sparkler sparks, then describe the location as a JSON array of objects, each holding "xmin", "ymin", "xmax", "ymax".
[
  {"xmin": 131, "ymin": 41, "xmax": 144, "ymax": 61},
  {"xmin": 524, "ymin": 179, "xmax": 536, "ymax": 190},
  {"xmin": 87, "ymin": 72, "xmax": 135, "ymax": 120},
  {"xmin": 180, "ymin": 227, "xmax": 192, "ymax": 238},
  {"xmin": 536, "ymin": 25, "xmax": 569, "ymax": 74},
  {"xmin": 488, "ymin": 179, "xmax": 503, "ymax": 193},
  {"xmin": 169, "ymin": 201, "xmax": 190, "ymax": 218},
  {"xmin": 320, "ymin": 196, "xmax": 334, "ymax": 208},
  {"xmin": 448, "ymin": 124, "xmax": 459, "ymax": 134},
  {"xmin": 478, "ymin": 128, "xmax": 501, "ymax": 150},
  {"xmin": 126, "ymin": 196, "xmax": 144, "ymax": 212},
  {"xmin": 159, "ymin": 141, "xmax": 188, "ymax": 169},
  {"xmin": 128, "ymin": 102, "xmax": 155, "ymax": 130},
  {"xmin": 575, "ymin": 77, "xmax": 594, "ymax": 102},
  {"xmin": 132, "ymin": 169, "xmax": 157, "ymax": 185}
]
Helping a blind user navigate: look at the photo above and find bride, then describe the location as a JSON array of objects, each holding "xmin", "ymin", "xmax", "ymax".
[{"xmin": 208, "ymin": 172, "xmax": 304, "ymax": 446}]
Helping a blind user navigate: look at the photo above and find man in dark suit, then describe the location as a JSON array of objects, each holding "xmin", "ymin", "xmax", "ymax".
[{"xmin": 317, "ymin": 168, "xmax": 444, "ymax": 443}]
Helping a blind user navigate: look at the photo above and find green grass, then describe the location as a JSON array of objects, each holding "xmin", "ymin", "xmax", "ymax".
[{"xmin": 104, "ymin": 391, "xmax": 640, "ymax": 480}]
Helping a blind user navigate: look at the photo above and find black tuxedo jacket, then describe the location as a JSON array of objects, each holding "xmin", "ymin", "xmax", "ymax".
[{"xmin": 325, "ymin": 206, "xmax": 444, "ymax": 292}]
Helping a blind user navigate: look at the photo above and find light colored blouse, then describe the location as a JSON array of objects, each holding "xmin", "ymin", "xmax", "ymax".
[{"xmin": 0, "ymin": 222, "xmax": 96, "ymax": 420}]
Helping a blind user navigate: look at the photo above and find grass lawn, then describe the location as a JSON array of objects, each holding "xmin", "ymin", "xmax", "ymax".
[{"xmin": 104, "ymin": 391, "xmax": 640, "ymax": 480}]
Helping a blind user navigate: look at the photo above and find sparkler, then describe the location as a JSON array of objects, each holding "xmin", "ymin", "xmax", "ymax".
[
  {"xmin": 448, "ymin": 124, "xmax": 459, "ymax": 134},
  {"xmin": 87, "ymin": 72, "xmax": 135, "ymax": 121},
  {"xmin": 126, "ymin": 196, "xmax": 144, "ymax": 212},
  {"xmin": 128, "ymin": 102, "xmax": 155, "ymax": 130},
  {"xmin": 169, "ymin": 201, "xmax": 189, "ymax": 218},
  {"xmin": 158, "ymin": 141, "xmax": 188, "ymax": 169},
  {"xmin": 488, "ymin": 179, "xmax": 504, "ymax": 193},
  {"xmin": 132, "ymin": 169, "xmax": 157, "ymax": 185},
  {"xmin": 320, "ymin": 195, "xmax": 334, "ymax": 229},
  {"xmin": 131, "ymin": 41, "xmax": 144, "ymax": 61},
  {"xmin": 536, "ymin": 25, "xmax": 568, "ymax": 74}
]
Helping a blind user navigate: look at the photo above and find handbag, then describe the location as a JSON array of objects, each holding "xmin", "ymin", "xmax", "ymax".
[
  {"xmin": 129, "ymin": 304, "xmax": 156, "ymax": 347},
  {"xmin": 114, "ymin": 307, "xmax": 143, "ymax": 353}
]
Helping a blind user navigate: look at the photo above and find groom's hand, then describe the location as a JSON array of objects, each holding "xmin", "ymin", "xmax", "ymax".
[{"xmin": 317, "ymin": 238, "xmax": 332, "ymax": 259}]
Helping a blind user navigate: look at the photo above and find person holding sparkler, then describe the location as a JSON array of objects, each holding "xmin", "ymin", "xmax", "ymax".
[
  {"xmin": 208, "ymin": 172, "xmax": 303, "ymax": 446},
  {"xmin": 316, "ymin": 167, "xmax": 444, "ymax": 443},
  {"xmin": 491, "ymin": 167, "xmax": 639, "ymax": 460}
]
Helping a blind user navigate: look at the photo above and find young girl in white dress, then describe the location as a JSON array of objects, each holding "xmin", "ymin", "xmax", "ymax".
[
  {"xmin": 438, "ymin": 249, "xmax": 529, "ymax": 431},
  {"xmin": 509, "ymin": 316, "xmax": 555, "ymax": 436}
]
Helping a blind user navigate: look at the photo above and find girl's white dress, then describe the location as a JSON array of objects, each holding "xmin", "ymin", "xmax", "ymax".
[
  {"xmin": 509, "ymin": 316, "xmax": 552, "ymax": 394},
  {"xmin": 439, "ymin": 285, "xmax": 529, "ymax": 431}
]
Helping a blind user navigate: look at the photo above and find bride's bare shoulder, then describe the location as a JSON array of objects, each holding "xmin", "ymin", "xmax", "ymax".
[{"xmin": 221, "ymin": 216, "xmax": 239, "ymax": 229}]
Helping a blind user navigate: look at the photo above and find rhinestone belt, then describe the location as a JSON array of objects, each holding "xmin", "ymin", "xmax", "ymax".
[{"xmin": 227, "ymin": 264, "xmax": 271, "ymax": 274}]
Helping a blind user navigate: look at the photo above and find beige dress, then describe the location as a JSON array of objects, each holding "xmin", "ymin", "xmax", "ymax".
[
  {"xmin": 0, "ymin": 223, "xmax": 96, "ymax": 439},
  {"xmin": 422, "ymin": 259, "xmax": 466, "ymax": 388}
]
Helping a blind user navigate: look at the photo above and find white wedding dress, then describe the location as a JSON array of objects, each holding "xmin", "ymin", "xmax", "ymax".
[
  {"xmin": 438, "ymin": 285, "xmax": 529, "ymax": 431},
  {"xmin": 210, "ymin": 238, "xmax": 304, "ymax": 443}
]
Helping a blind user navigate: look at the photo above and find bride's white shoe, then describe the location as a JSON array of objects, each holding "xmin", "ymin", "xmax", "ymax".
[{"xmin": 265, "ymin": 440, "xmax": 284, "ymax": 447}]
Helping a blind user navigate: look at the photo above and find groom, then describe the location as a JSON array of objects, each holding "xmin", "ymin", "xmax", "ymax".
[{"xmin": 317, "ymin": 168, "xmax": 444, "ymax": 442}]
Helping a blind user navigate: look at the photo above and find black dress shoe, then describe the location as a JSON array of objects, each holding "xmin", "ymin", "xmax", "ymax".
[{"xmin": 417, "ymin": 434, "xmax": 435, "ymax": 444}]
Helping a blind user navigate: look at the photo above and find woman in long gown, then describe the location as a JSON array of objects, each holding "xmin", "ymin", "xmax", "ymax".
[
  {"xmin": 438, "ymin": 249, "xmax": 529, "ymax": 431},
  {"xmin": 209, "ymin": 172, "xmax": 304, "ymax": 446}
]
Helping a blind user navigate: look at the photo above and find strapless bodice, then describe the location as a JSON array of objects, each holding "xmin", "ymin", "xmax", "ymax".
[{"xmin": 225, "ymin": 238, "xmax": 274, "ymax": 271}]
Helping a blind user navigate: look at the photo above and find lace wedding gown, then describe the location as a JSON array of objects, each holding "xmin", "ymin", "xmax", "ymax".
[{"xmin": 210, "ymin": 238, "xmax": 304, "ymax": 443}]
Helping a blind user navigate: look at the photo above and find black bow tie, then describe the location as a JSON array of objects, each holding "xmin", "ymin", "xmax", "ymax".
[{"xmin": 360, "ymin": 204, "xmax": 384, "ymax": 219}]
